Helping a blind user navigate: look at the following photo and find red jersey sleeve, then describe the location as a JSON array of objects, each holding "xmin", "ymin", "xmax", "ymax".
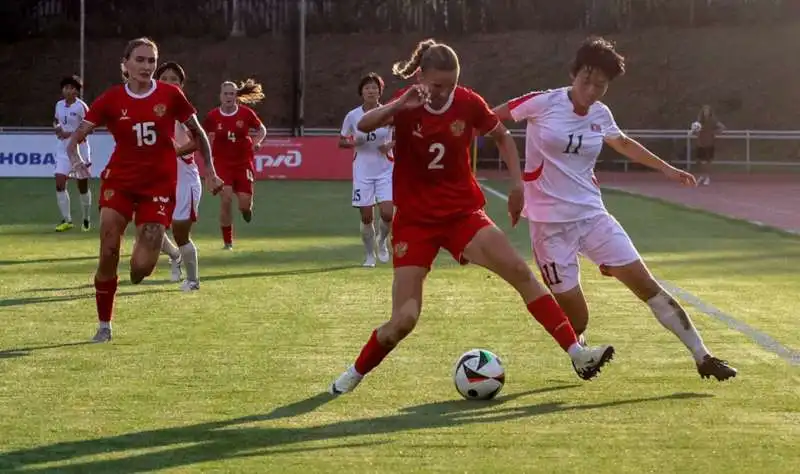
[
  {"xmin": 468, "ymin": 89, "xmax": 500, "ymax": 136},
  {"xmin": 170, "ymin": 85, "xmax": 196, "ymax": 124},
  {"xmin": 202, "ymin": 111, "xmax": 216, "ymax": 133},
  {"xmin": 84, "ymin": 89, "xmax": 112, "ymax": 126},
  {"xmin": 246, "ymin": 107, "xmax": 263, "ymax": 129}
]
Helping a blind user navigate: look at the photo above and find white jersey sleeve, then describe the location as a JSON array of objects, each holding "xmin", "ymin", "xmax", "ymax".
[
  {"xmin": 340, "ymin": 110, "xmax": 355, "ymax": 137},
  {"xmin": 508, "ymin": 90, "xmax": 551, "ymax": 122},
  {"xmin": 599, "ymin": 104, "xmax": 622, "ymax": 138}
]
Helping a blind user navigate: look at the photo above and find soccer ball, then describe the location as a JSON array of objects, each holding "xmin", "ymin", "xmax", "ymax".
[
  {"xmin": 453, "ymin": 349, "xmax": 505, "ymax": 400},
  {"xmin": 691, "ymin": 121, "xmax": 702, "ymax": 133}
]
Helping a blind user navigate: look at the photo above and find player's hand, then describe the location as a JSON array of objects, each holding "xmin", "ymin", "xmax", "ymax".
[
  {"xmin": 72, "ymin": 161, "xmax": 91, "ymax": 180},
  {"xmin": 664, "ymin": 166, "xmax": 697, "ymax": 187},
  {"xmin": 352, "ymin": 133, "xmax": 367, "ymax": 146},
  {"xmin": 507, "ymin": 181, "xmax": 524, "ymax": 227},
  {"xmin": 205, "ymin": 172, "xmax": 224, "ymax": 196},
  {"xmin": 395, "ymin": 84, "xmax": 430, "ymax": 110},
  {"xmin": 378, "ymin": 140, "xmax": 395, "ymax": 155},
  {"xmin": 252, "ymin": 142, "xmax": 262, "ymax": 153}
]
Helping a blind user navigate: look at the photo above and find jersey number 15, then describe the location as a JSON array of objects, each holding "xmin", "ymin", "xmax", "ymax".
[{"xmin": 133, "ymin": 122, "xmax": 157, "ymax": 147}]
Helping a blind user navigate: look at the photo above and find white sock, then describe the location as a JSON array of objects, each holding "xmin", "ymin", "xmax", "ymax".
[
  {"xmin": 99, "ymin": 321, "xmax": 111, "ymax": 329},
  {"xmin": 377, "ymin": 218, "xmax": 391, "ymax": 244},
  {"xmin": 80, "ymin": 190, "xmax": 92, "ymax": 222},
  {"xmin": 360, "ymin": 221, "xmax": 376, "ymax": 256},
  {"xmin": 161, "ymin": 236, "xmax": 181, "ymax": 260},
  {"xmin": 56, "ymin": 190, "xmax": 71, "ymax": 221},
  {"xmin": 179, "ymin": 240, "xmax": 199, "ymax": 282},
  {"xmin": 647, "ymin": 291, "xmax": 710, "ymax": 363}
]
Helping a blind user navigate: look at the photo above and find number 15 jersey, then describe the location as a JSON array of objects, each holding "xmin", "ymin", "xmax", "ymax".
[{"xmin": 391, "ymin": 86, "xmax": 499, "ymax": 225}]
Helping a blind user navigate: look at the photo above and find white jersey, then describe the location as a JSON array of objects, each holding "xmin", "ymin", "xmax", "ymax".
[
  {"xmin": 340, "ymin": 105, "xmax": 393, "ymax": 180},
  {"xmin": 54, "ymin": 98, "xmax": 90, "ymax": 155},
  {"xmin": 174, "ymin": 121, "xmax": 200, "ymax": 181},
  {"xmin": 509, "ymin": 87, "xmax": 622, "ymax": 223}
]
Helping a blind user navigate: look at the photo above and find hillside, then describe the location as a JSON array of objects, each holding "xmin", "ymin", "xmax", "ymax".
[{"xmin": 1, "ymin": 23, "xmax": 798, "ymax": 131}]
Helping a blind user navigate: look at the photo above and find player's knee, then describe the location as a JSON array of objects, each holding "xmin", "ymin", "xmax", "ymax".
[
  {"xmin": 129, "ymin": 264, "xmax": 154, "ymax": 284},
  {"xmin": 360, "ymin": 211, "xmax": 374, "ymax": 225},
  {"xmin": 504, "ymin": 257, "xmax": 534, "ymax": 284},
  {"xmin": 386, "ymin": 308, "xmax": 420, "ymax": 345}
]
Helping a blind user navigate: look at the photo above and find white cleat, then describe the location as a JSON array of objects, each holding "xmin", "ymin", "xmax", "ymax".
[
  {"xmin": 223, "ymin": 244, "xmax": 233, "ymax": 251},
  {"xmin": 363, "ymin": 253, "xmax": 377, "ymax": 268},
  {"xmin": 571, "ymin": 345, "xmax": 615, "ymax": 380},
  {"xmin": 92, "ymin": 326, "xmax": 112, "ymax": 343},
  {"xmin": 329, "ymin": 366, "xmax": 364, "ymax": 395},
  {"xmin": 180, "ymin": 280, "xmax": 200, "ymax": 292},
  {"xmin": 377, "ymin": 238, "xmax": 390, "ymax": 263},
  {"xmin": 170, "ymin": 256, "xmax": 183, "ymax": 282}
]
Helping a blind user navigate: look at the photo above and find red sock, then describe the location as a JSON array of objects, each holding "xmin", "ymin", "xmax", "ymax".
[
  {"xmin": 354, "ymin": 329, "xmax": 393, "ymax": 375},
  {"xmin": 221, "ymin": 226, "xmax": 233, "ymax": 245},
  {"xmin": 95, "ymin": 276, "xmax": 118, "ymax": 323},
  {"xmin": 527, "ymin": 295, "xmax": 578, "ymax": 352}
]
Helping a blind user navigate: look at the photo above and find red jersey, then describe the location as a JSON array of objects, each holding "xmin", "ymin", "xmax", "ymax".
[
  {"xmin": 85, "ymin": 80, "xmax": 196, "ymax": 195},
  {"xmin": 391, "ymin": 85, "xmax": 499, "ymax": 224},
  {"xmin": 203, "ymin": 105, "xmax": 263, "ymax": 169}
]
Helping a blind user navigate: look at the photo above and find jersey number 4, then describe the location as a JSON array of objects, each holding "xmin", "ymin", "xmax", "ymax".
[
  {"xmin": 563, "ymin": 134, "xmax": 583, "ymax": 154},
  {"xmin": 227, "ymin": 131, "xmax": 237, "ymax": 142},
  {"xmin": 133, "ymin": 122, "xmax": 157, "ymax": 147},
  {"xmin": 428, "ymin": 143, "xmax": 445, "ymax": 169}
]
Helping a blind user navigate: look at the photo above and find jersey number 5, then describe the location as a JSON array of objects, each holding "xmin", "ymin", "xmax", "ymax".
[
  {"xmin": 133, "ymin": 122, "xmax": 157, "ymax": 147},
  {"xmin": 428, "ymin": 142, "xmax": 445, "ymax": 169}
]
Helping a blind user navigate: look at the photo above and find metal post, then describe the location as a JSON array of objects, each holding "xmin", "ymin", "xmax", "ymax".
[
  {"xmin": 297, "ymin": 0, "xmax": 307, "ymax": 137},
  {"xmin": 745, "ymin": 130, "xmax": 751, "ymax": 172},
  {"xmin": 685, "ymin": 133, "xmax": 692, "ymax": 171},
  {"xmin": 79, "ymin": 0, "xmax": 85, "ymax": 86},
  {"xmin": 231, "ymin": 0, "xmax": 245, "ymax": 37}
]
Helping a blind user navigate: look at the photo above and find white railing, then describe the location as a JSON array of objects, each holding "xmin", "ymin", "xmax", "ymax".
[{"xmin": 3, "ymin": 127, "xmax": 798, "ymax": 171}]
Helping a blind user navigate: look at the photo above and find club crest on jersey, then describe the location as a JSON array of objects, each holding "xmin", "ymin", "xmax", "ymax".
[
  {"xmin": 590, "ymin": 123, "xmax": 601, "ymax": 132},
  {"xmin": 103, "ymin": 189, "xmax": 114, "ymax": 200},
  {"xmin": 450, "ymin": 120, "xmax": 466, "ymax": 137},
  {"xmin": 236, "ymin": 120, "xmax": 245, "ymax": 128},
  {"xmin": 394, "ymin": 241, "xmax": 408, "ymax": 258},
  {"xmin": 153, "ymin": 104, "xmax": 167, "ymax": 117}
]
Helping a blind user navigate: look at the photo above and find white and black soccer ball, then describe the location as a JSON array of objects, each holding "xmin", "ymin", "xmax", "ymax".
[
  {"xmin": 453, "ymin": 349, "xmax": 505, "ymax": 400},
  {"xmin": 691, "ymin": 121, "xmax": 702, "ymax": 133}
]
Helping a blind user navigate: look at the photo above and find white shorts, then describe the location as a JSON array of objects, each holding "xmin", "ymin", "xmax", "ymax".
[
  {"xmin": 528, "ymin": 213, "xmax": 641, "ymax": 293},
  {"xmin": 54, "ymin": 142, "xmax": 90, "ymax": 177},
  {"xmin": 352, "ymin": 174, "xmax": 392, "ymax": 207},
  {"xmin": 174, "ymin": 175, "xmax": 202, "ymax": 222}
]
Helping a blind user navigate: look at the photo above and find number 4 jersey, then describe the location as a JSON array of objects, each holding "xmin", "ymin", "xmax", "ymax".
[
  {"xmin": 203, "ymin": 104, "xmax": 263, "ymax": 171},
  {"xmin": 507, "ymin": 87, "xmax": 622, "ymax": 223},
  {"xmin": 84, "ymin": 80, "xmax": 196, "ymax": 195},
  {"xmin": 391, "ymin": 85, "xmax": 499, "ymax": 225}
]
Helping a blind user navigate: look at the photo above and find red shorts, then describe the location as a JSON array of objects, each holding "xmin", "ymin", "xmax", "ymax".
[
  {"xmin": 99, "ymin": 181, "xmax": 175, "ymax": 227},
  {"xmin": 392, "ymin": 209, "xmax": 495, "ymax": 269},
  {"xmin": 217, "ymin": 166, "xmax": 254, "ymax": 195}
]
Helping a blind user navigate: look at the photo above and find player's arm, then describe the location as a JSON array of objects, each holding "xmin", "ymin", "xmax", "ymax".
[
  {"xmin": 338, "ymin": 113, "xmax": 356, "ymax": 149},
  {"xmin": 605, "ymin": 132, "xmax": 696, "ymax": 186},
  {"xmin": 176, "ymin": 126, "xmax": 198, "ymax": 157},
  {"xmin": 493, "ymin": 90, "xmax": 547, "ymax": 122},
  {"xmin": 357, "ymin": 85, "xmax": 428, "ymax": 132},
  {"xmin": 184, "ymin": 115, "xmax": 215, "ymax": 173},
  {"xmin": 66, "ymin": 121, "xmax": 95, "ymax": 178},
  {"xmin": 253, "ymin": 122, "xmax": 267, "ymax": 149}
]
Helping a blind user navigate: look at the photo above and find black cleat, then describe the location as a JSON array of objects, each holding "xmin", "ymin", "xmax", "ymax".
[
  {"xmin": 697, "ymin": 355, "xmax": 737, "ymax": 381},
  {"xmin": 241, "ymin": 209, "xmax": 252, "ymax": 223}
]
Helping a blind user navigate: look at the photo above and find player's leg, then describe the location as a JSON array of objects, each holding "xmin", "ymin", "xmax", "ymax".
[
  {"xmin": 173, "ymin": 182, "xmax": 201, "ymax": 291},
  {"xmin": 455, "ymin": 211, "xmax": 614, "ymax": 380},
  {"xmin": 236, "ymin": 168, "xmax": 255, "ymax": 223},
  {"xmin": 53, "ymin": 154, "xmax": 73, "ymax": 231},
  {"xmin": 353, "ymin": 178, "xmax": 378, "ymax": 267},
  {"xmin": 129, "ymin": 194, "xmax": 175, "ymax": 285},
  {"xmin": 375, "ymin": 175, "xmax": 394, "ymax": 264},
  {"xmin": 92, "ymin": 186, "xmax": 133, "ymax": 342},
  {"xmin": 219, "ymin": 185, "xmax": 235, "ymax": 249},
  {"xmin": 165, "ymin": 179, "xmax": 192, "ymax": 282},
  {"xmin": 330, "ymin": 221, "xmax": 438, "ymax": 394},
  {"xmin": 76, "ymin": 142, "xmax": 93, "ymax": 231},
  {"xmin": 584, "ymin": 214, "xmax": 736, "ymax": 380}
]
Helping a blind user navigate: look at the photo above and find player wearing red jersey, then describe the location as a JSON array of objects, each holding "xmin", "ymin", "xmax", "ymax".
[
  {"xmin": 329, "ymin": 39, "xmax": 615, "ymax": 396},
  {"xmin": 493, "ymin": 37, "xmax": 736, "ymax": 381},
  {"xmin": 204, "ymin": 80, "xmax": 267, "ymax": 250},
  {"xmin": 66, "ymin": 38, "xmax": 223, "ymax": 342}
]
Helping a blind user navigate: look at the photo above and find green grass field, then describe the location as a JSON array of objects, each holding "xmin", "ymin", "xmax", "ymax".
[{"xmin": 0, "ymin": 178, "xmax": 798, "ymax": 473}]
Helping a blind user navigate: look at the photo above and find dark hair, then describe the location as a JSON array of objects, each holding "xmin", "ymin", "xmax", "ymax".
[
  {"xmin": 358, "ymin": 72, "xmax": 384, "ymax": 96},
  {"xmin": 571, "ymin": 36, "xmax": 625, "ymax": 81},
  {"xmin": 120, "ymin": 37, "xmax": 158, "ymax": 81},
  {"xmin": 697, "ymin": 104, "xmax": 716, "ymax": 124},
  {"xmin": 60, "ymin": 75, "xmax": 82, "ymax": 92},
  {"xmin": 222, "ymin": 78, "xmax": 265, "ymax": 105},
  {"xmin": 155, "ymin": 61, "xmax": 187, "ymax": 85},
  {"xmin": 391, "ymin": 38, "xmax": 460, "ymax": 79}
]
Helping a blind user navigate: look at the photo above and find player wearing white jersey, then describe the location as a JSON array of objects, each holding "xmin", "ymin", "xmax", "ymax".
[
  {"xmin": 53, "ymin": 75, "xmax": 92, "ymax": 232},
  {"xmin": 494, "ymin": 36, "xmax": 736, "ymax": 381},
  {"xmin": 155, "ymin": 62, "xmax": 201, "ymax": 291},
  {"xmin": 339, "ymin": 73, "xmax": 395, "ymax": 267}
]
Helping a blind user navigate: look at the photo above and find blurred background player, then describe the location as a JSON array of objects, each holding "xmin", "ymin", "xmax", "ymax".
[
  {"xmin": 494, "ymin": 36, "xmax": 736, "ymax": 381},
  {"xmin": 329, "ymin": 39, "xmax": 615, "ymax": 396},
  {"xmin": 66, "ymin": 38, "xmax": 222, "ymax": 342},
  {"xmin": 691, "ymin": 104, "xmax": 725, "ymax": 186},
  {"xmin": 155, "ymin": 61, "xmax": 202, "ymax": 291},
  {"xmin": 53, "ymin": 75, "xmax": 92, "ymax": 232},
  {"xmin": 338, "ymin": 72, "xmax": 395, "ymax": 267},
  {"xmin": 204, "ymin": 79, "xmax": 267, "ymax": 250}
]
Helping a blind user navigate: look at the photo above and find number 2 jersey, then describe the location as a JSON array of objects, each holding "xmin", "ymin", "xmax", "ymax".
[
  {"xmin": 203, "ymin": 104, "xmax": 263, "ymax": 171},
  {"xmin": 84, "ymin": 80, "xmax": 196, "ymax": 195},
  {"xmin": 391, "ymin": 85, "xmax": 499, "ymax": 225}
]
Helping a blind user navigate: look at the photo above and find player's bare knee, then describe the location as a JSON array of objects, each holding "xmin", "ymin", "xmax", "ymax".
[
  {"xmin": 137, "ymin": 223, "xmax": 165, "ymax": 251},
  {"xmin": 172, "ymin": 224, "xmax": 191, "ymax": 246},
  {"xmin": 360, "ymin": 209, "xmax": 374, "ymax": 225}
]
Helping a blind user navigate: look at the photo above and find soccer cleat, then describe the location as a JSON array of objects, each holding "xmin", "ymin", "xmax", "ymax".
[
  {"xmin": 329, "ymin": 366, "xmax": 363, "ymax": 395},
  {"xmin": 82, "ymin": 219, "xmax": 91, "ymax": 232},
  {"xmin": 180, "ymin": 280, "xmax": 200, "ymax": 292},
  {"xmin": 223, "ymin": 243, "xmax": 234, "ymax": 251},
  {"xmin": 241, "ymin": 209, "xmax": 252, "ymax": 223},
  {"xmin": 377, "ymin": 238, "xmax": 390, "ymax": 263},
  {"xmin": 363, "ymin": 253, "xmax": 377, "ymax": 268},
  {"xmin": 169, "ymin": 256, "xmax": 183, "ymax": 282},
  {"xmin": 571, "ymin": 345, "xmax": 615, "ymax": 380},
  {"xmin": 55, "ymin": 220, "xmax": 74, "ymax": 232},
  {"xmin": 92, "ymin": 326, "xmax": 112, "ymax": 343},
  {"xmin": 697, "ymin": 355, "xmax": 737, "ymax": 381}
]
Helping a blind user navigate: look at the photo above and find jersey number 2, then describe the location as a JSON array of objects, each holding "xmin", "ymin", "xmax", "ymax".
[
  {"xmin": 428, "ymin": 143, "xmax": 445, "ymax": 169},
  {"xmin": 133, "ymin": 122, "xmax": 156, "ymax": 147}
]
